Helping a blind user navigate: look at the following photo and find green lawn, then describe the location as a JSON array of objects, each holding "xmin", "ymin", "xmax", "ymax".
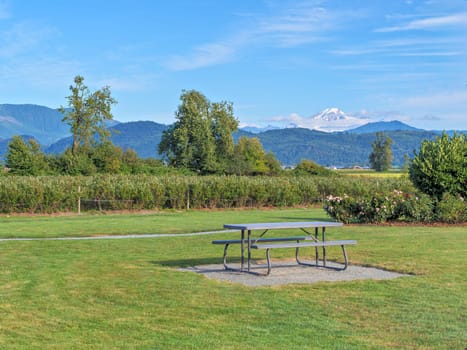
[{"xmin": 0, "ymin": 208, "xmax": 465, "ymax": 349}]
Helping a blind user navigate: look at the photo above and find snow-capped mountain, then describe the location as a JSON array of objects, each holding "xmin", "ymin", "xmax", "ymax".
[
  {"xmin": 308, "ymin": 107, "xmax": 369, "ymax": 132},
  {"xmin": 239, "ymin": 124, "xmax": 281, "ymax": 134},
  {"xmin": 312, "ymin": 107, "xmax": 348, "ymax": 122}
]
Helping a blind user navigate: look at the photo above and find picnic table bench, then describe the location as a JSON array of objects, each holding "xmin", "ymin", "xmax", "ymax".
[
  {"xmin": 212, "ymin": 236, "xmax": 310, "ymax": 270},
  {"xmin": 213, "ymin": 221, "xmax": 356, "ymax": 275}
]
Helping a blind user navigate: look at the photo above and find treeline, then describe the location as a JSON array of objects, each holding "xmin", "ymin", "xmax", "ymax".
[{"xmin": 0, "ymin": 175, "xmax": 414, "ymax": 214}]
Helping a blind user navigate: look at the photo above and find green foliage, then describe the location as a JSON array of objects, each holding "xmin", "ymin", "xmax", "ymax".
[
  {"xmin": 0, "ymin": 175, "xmax": 415, "ymax": 214},
  {"xmin": 59, "ymin": 75, "xmax": 117, "ymax": 154},
  {"xmin": 5, "ymin": 136, "xmax": 49, "ymax": 175},
  {"xmin": 435, "ymin": 193, "xmax": 466, "ymax": 223},
  {"xmin": 228, "ymin": 136, "xmax": 281, "ymax": 175},
  {"xmin": 324, "ymin": 190, "xmax": 434, "ymax": 224},
  {"xmin": 159, "ymin": 90, "xmax": 238, "ymax": 174},
  {"xmin": 409, "ymin": 132, "xmax": 467, "ymax": 200},
  {"xmin": 292, "ymin": 159, "xmax": 336, "ymax": 176},
  {"xmin": 369, "ymin": 132, "xmax": 393, "ymax": 171}
]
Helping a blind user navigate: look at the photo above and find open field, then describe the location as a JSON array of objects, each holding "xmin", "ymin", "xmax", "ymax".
[
  {"xmin": 337, "ymin": 169, "xmax": 405, "ymax": 178},
  {"xmin": 0, "ymin": 208, "xmax": 466, "ymax": 349}
]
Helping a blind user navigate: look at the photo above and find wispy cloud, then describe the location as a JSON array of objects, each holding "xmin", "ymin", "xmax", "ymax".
[
  {"xmin": 165, "ymin": 1, "xmax": 342, "ymax": 71},
  {"xmin": 95, "ymin": 75, "xmax": 155, "ymax": 92},
  {"xmin": 0, "ymin": 21, "xmax": 58, "ymax": 58},
  {"xmin": 376, "ymin": 12, "xmax": 467, "ymax": 32},
  {"xmin": 0, "ymin": 1, "xmax": 10, "ymax": 20},
  {"xmin": 165, "ymin": 42, "xmax": 237, "ymax": 71},
  {"xmin": 401, "ymin": 90, "xmax": 467, "ymax": 108},
  {"xmin": 0, "ymin": 56, "xmax": 82, "ymax": 89}
]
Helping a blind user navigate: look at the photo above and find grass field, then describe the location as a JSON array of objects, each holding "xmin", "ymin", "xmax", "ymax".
[
  {"xmin": 0, "ymin": 208, "xmax": 465, "ymax": 349},
  {"xmin": 337, "ymin": 169, "xmax": 405, "ymax": 178}
]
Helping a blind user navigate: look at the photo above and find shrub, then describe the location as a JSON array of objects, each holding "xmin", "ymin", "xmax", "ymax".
[
  {"xmin": 409, "ymin": 132, "xmax": 466, "ymax": 200},
  {"xmin": 435, "ymin": 194, "xmax": 466, "ymax": 224},
  {"xmin": 324, "ymin": 190, "xmax": 435, "ymax": 224}
]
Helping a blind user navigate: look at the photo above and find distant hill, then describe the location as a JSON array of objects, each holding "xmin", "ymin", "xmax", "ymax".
[
  {"xmin": 43, "ymin": 123, "xmax": 448, "ymax": 167},
  {"xmin": 246, "ymin": 128, "xmax": 440, "ymax": 167},
  {"xmin": 46, "ymin": 121, "xmax": 169, "ymax": 158},
  {"xmin": 1, "ymin": 103, "xmax": 464, "ymax": 167},
  {"xmin": 0, "ymin": 104, "xmax": 70, "ymax": 144},
  {"xmin": 0, "ymin": 104, "xmax": 119, "ymax": 145},
  {"xmin": 347, "ymin": 120, "xmax": 422, "ymax": 134}
]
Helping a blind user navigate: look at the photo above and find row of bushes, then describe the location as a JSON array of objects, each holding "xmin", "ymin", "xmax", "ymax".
[
  {"xmin": 324, "ymin": 191, "xmax": 465, "ymax": 224},
  {"xmin": 0, "ymin": 175, "xmax": 415, "ymax": 213}
]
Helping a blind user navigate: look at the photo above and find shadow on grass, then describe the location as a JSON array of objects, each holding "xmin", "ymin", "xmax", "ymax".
[
  {"xmin": 150, "ymin": 257, "xmax": 234, "ymax": 268},
  {"xmin": 274, "ymin": 216, "xmax": 332, "ymax": 222}
]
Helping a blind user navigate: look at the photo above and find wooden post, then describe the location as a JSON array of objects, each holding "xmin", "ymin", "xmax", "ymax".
[
  {"xmin": 78, "ymin": 186, "xmax": 81, "ymax": 215},
  {"xmin": 186, "ymin": 189, "xmax": 190, "ymax": 210}
]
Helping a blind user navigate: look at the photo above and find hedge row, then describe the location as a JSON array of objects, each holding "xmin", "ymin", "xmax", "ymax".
[
  {"xmin": 0, "ymin": 175, "xmax": 415, "ymax": 214},
  {"xmin": 324, "ymin": 191, "xmax": 466, "ymax": 224}
]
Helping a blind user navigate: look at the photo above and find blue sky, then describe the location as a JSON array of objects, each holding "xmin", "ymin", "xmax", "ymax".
[{"xmin": 0, "ymin": 0, "xmax": 466, "ymax": 130}]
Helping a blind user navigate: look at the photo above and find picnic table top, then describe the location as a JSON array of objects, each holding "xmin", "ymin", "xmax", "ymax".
[{"xmin": 223, "ymin": 221, "xmax": 343, "ymax": 231}]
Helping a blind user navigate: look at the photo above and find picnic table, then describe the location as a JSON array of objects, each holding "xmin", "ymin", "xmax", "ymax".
[{"xmin": 213, "ymin": 221, "xmax": 356, "ymax": 275}]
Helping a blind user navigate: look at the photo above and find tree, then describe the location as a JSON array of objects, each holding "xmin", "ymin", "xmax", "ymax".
[
  {"xmin": 5, "ymin": 136, "xmax": 49, "ymax": 175},
  {"xmin": 369, "ymin": 132, "xmax": 393, "ymax": 171},
  {"xmin": 59, "ymin": 75, "xmax": 117, "ymax": 155},
  {"xmin": 409, "ymin": 132, "xmax": 466, "ymax": 200},
  {"xmin": 228, "ymin": 136, "xmax": 281, "ymax": 175},
  {"xmin": 159, "ymin": 90, "xmax": 238, "ymax": 174},
  {"xmin": 211, "ymin": 101, "xmax": 238, "ymax": 172},
  {"xmin": 292, "ymin": 159, "xmax": 335, "ymax": 176}
]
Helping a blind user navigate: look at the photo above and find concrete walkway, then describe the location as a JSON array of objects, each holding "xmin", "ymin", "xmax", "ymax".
[{"xmin": 0, "ymin": 230, "xmax": 238, "ymax": 242}]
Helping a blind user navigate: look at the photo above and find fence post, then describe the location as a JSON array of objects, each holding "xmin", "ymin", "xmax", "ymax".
[
  {"xmin": 186, "ymin": 188, "xmax": 190, "ymax": 210},
  {"xmin": 78, "ymin": 186, "xmax": 81, "ymax": 215}
]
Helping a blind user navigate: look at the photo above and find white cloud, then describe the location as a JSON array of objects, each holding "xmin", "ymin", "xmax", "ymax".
[{"xmin": 376, "ymin": 12, "xmax": 467, "ymax": 32}]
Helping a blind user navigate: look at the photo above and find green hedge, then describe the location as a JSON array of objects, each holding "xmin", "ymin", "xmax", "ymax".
[{"xmin": 0, "ymin": 175, "xmax": 415, "ymax": 214}]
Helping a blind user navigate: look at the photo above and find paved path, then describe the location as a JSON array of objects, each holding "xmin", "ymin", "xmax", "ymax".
[{"xmin": 0, "ymin": 230, "xmax": 238, "ymax": 242}]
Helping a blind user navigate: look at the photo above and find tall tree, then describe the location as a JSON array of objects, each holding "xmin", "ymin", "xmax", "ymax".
[
  {"xmin": 159, "ymin": 90, "xmax": 238, "ymax": 174},
  {"xmin": 369, "ymin": 132, "xmax": 393, "ymax": 172},
  {"xmin": 59, "ymin": 76, "xmax": 117, "ymax": 155},
  {"xmin": 5, "ymin": 136, "xmax": 49, "ymax": 175}
]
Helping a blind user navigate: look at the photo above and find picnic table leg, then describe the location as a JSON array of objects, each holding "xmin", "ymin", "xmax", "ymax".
[
  {"xmin": 322, "ymin": 227, "xmax": 326, "ymax": 267},
  {"xmin": 314, "ymin": 227, "xmax": 319, "ymax": 265},
  {"xmin": 248, "ymin": 230, "xmax": 251, "ymax": 272},
  {"xmin": 241, "ymin": 229, "xmax": 245, "ymax": 271}
]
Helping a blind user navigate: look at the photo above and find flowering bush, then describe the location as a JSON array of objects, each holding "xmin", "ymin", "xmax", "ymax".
[
  {"xmin": 324, "ymin": 190, "xmax": 434, "ymax": 224},
  {"xmin": 436, "ymin": 193, "xmax": 466, "ymax": 224}
]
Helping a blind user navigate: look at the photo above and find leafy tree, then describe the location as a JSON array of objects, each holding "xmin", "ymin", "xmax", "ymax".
[
  {"xmin": 211, "ymin": 101, "xmax": 238, "ymax": 172},
  {"xmin": 228, "ymin": 136, "xmax": 281, "ymax": 175},
  {"xmin": 59, "ymin": 75, "xmax": 117, "ymax": 155},
  {"xmin": 91, "ymin": 142, "xmax": 123, "ymax": 173},
  {"xmin": 369, "ymin": 132, "xmax": 393, "ymax": 171},
  {"xmin": 52, "ymin": 148, "xmax": 97, "ymax": 175},
  {"xmin": 159, "ymin": 90, "xmax": 238, "ymax": 174},
  {"xmin": 5, "ymin": 136, "xmax": 49, "ymax": 175},
  {"xmin": 409, "ymin": 132, "xmax": 466, "ymax": 199}
]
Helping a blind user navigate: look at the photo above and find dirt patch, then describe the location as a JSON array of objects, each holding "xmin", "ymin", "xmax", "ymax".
[{"xmin": 180, "ymin": 261, "xmax": 411, "ymax": 287}]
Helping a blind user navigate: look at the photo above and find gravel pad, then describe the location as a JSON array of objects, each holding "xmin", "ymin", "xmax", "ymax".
[{"xmin": 180, "ymin": 261, "xmax": 410, "ymax": 287}]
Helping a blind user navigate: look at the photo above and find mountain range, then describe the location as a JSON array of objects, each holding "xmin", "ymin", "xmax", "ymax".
[{"xmin": 0, "ymin": 104, "xmax": 464, "ymax": 167}]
